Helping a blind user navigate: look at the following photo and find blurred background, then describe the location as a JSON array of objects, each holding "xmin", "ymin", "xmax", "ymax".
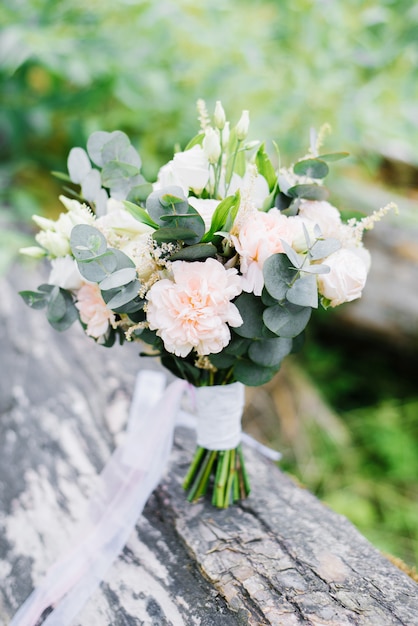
[{"xmin": 1, "ymin": 0, "xmax": 417, "ymax": 571}]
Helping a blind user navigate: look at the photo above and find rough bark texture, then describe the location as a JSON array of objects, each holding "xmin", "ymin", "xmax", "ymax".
[{"xmin": 1, "ymin": 269, "xmax": 417, "ymax": 626}]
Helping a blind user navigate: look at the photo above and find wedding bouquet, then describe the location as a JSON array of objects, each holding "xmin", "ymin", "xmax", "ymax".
[{"xmin": 20, "ymin": 100, "xmax": 392, "ymax": 508}]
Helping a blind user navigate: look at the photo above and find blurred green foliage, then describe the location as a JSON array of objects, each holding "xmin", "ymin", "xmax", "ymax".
[{"xmin": 1, "ymin": 0, "xmax": 417, "ymax": 570}]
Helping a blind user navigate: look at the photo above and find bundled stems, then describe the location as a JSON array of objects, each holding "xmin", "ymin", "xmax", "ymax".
[{"xmin": 183, "ymin": 445, "xmax": 250, "ymax": 508}]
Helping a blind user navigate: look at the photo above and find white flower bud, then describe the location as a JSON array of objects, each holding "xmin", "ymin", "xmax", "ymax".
[
  {"xmin": 221, "ymin": 121, "xmax": 230, "ymax": 148},
  {"xmin": 214, "ymin": 101, "xmax": 226, "ymax": 130},
  {"xmin": 19, "ymin": 246, "xmax": 47, "ymax": 258},
  {"xmin": 32, "ymin": 215, "xmax": 56, "ymax": 231},
  {"xmin": 235, "ymin": 110, "xmax": 250, "ymax": 141},
  {"xmin": 203, "ymin": 127, "xmax": 222, "ymax": 164}
]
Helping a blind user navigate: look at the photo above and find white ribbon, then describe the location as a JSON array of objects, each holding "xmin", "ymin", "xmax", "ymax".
[{"xmin": 11, "ymin": 371, "xmax": 280, "ymax": 626}]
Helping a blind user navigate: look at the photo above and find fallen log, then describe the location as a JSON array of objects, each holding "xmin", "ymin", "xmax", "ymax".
[{"xmin": 1, "ymin": 267, "xmax": 417, "ymax": 626}]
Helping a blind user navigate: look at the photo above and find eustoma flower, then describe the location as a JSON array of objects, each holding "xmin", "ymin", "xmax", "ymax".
[{"xmin": 145, "ymin": 258, "xmax": 243, "ymax": 357}]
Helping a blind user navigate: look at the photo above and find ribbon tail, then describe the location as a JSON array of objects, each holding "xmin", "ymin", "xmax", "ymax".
[{"xmin": 10, "ymin": 372, "xmax": 187, "ymax": 626}]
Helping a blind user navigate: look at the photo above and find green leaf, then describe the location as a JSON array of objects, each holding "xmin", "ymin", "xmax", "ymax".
[
  {"xmin": 233, "ymin": 292, "xmax": 266, "ymax": 339},
  {"xmin": 263, "ymin": 253, "xmax": 295, "ymax": 300},
  {"xmin": 293, "ymin": 158, "xmax": 329, "ymax": 179},
  {"xmin": 263, "ymin": 302, "xmax": 311, "ymax": 338},
  {"xmin": 19, "ymin": 290, "xmax": 48, "ymax": 310},
  {"xmin": 224, "ymin": 335, "xmax": 252, "ymax": 356},
  {"xmin": 201, "ymin": 192, "xmax": 240, "ymax": 242},
  {"xmin": 233, "ymin": 358, "xmax": 278, "ymax": 386},
  {"xmin": 318, "ymin": 152, "xmax": 349, "ymax": 162},
  {"xmin": 51, "ymin": 171, "xmax": 72, "ymax": 183},
  {"xmin": 255, "ymin": 142, "xmax": 277, "ymax": 192},
  {"xmin": 248, "ymin": 336, "xmax": 292, "ymax": 367},
  {"xmin": 287, "ymin": 184, "xmax": 329, "ymax": 201},
  {"xmin": 286, "ymin": 274, "xmax": 318, "ymax": 308},
  {"xmin": 123, "ymin": 200, "xmax": 158, "ymax": 229},
  {"xmin": 168, "ymin": 243, "xmax": 217, "ymax": 261},
  {"xmin": 99, "ymin": 267, "xmax": 137, "ymax": 290},
  {"xmin": 70, "ymin": 224, "xmax": 107, "ymax": 261},
  {"xmin": 184, "ymin": 132, "xmax": 205, "ymax": 150}
]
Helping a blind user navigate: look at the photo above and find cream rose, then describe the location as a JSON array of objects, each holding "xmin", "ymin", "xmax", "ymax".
[
  {"xmin": 145, "ymin": 258, "xmax": 243, "ymax": 357},
  {"xmin": 187, "ymin": 197, "xmax": 220, "ymax": 230},
  {"xmin": 298, "ymin": 200, "xmax": 342, "ymax": 239},
  {"xmin": 318, "ymin": 247, "xmax": 369, "ymax": 307},
  {"xmin": 75, "ymin": 283, "xmax": 115, "ymax": 338},
  {"xmin": 48, "ymin": 256, "xmax": 84, "ymax": 291}
]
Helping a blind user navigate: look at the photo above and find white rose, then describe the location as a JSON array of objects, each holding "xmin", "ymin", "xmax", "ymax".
[
  {"xmin": 187, "ymin": 197, "xmax": 220, "ymax": 230},
  {"xmin": 154, "ymin": 161, "xmax": 183, "ymax": 192},
  {"xmin": 318, "ymin": 247, "xmax": 369, "ymax": 307},
  {"xmin": 172, "ymin": 145, "xmax": 210, "ymax": 194},
  {"xmin": 96, "ymin": 207, "xmax": 154, "ymax": 238},
  {"xmin": 298, "ymin": 200, "xmax": 342, "ymax": 239},
  {"xmin": 48, "ymin": 256, "xmax": 84, "ymax": 290}
]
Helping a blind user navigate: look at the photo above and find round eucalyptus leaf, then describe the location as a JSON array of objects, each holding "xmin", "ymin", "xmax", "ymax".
[
  {"xmin": 233, "ymin": 358, "xmax": 278, "ymax": 386},
  {"xmin": 127, "ymin": 183, "xmax": 153, "ymax": 204},
  {"xmin": 233, "ymin": 292, "xmax": 266, "ymax": 339},
  {"xmin": 76, "ymin": 251, "xmax": 118, "ymax": 282},
  {"xmin": 99, "ymin": 267, "xmax": 137, "ymax": 291},
  {"xmin": 286, "ymin": 274, "xmax": 318, "ymax": 308},
  {"xmin": 87, "ymin": 131, "xmax": 114, "ymax": 167},
  {"xmin": 146, "ymin": 186, "xmax": 188, "ymax": 224},
  {"xmin": 224, "ymin": 335, "xmax": 252, "ymax": 356},
  {"xmin": 263, "ymin": 302, "xmax": 311, "ymax": 338},
  {"xmin": 81, "ymin": 169, "xmax": 102, "ymax": 203},
  {"xmin": 293, "ymin": 158, "xmax": 329, "ymax": 179},
  {"xmin": 208, "ymin": 352, "xmax": 236, "ymax": 369},
  {"xmin": 248, "ymin": 336, "xmax": 293, "ymax": 367},
  {"xmin": 70, "ymin": 224, "xmax": 107, "ymax": 261},
  {"xmin": 100, "ymin": 131, "xmax": 130, "ymax": 163},
  {"xmin": 67, "ymin": 147, "xmax": 91, "ymax": 184},
  {"xmin": 47, "ymin": 287, "xmax": 66, "ymax": 323},
  {"xmin": 101, "ymin": 161, "xmax": 141, "ymax": 188},
  {"xmin": 287, "ymin": 184, "xmax": 329, "ymax": 201},
  {"xmin": 104, "ymin": 280, "xmax": 140, "ymax": 310},
  {"xmin": 169, "ymin": 243, "xmax": 217, "ymax": 261},
  {"xmin": 263, "ymin": 253, "xmax": 295, "ymax": 300},
  {"xmin": 309, "ymin": 238, "xmax": 341, "ymax": 260}
]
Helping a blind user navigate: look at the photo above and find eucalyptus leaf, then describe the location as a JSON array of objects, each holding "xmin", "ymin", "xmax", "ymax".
[
  {"xmin": 208, "ymin": 352, "xmax": 236, "ymax": 369},
  {"xmin": 19, "ymin": 289, "xmax": 48, "ymax": 310},
  {"xmin": 76, "ymin": 252, "xmax": 118, "ymax": 282},
  {"xmin": 81, "ymin": 169, "xmax": 102, "ymax": 202},
  {"xmin": 104, "ymin": 280, "xmax": 141, "ymax": 309},
  {"xmin": 70, "ymin": 224, "xmax": 107, "ymax": 261},
  {"xmin": 233, "ymin": 358, "xmax": 278, "ymax": 386},
  {"xmin": 153, "ymin": 227, "xmax": 199, "ymax": 243},
  {"xmin": 126, "ymin": 183, "xmax": 153, "ymax": 204},
  {"xmin": 87, "ymin": 131, "xmax": 115, "ymax": 166},
  {"xmin": 280, "ymin": 239, "xmax": 303, "ymax": 269},
  {"xmin": 248, "ymin": 336, "xmax": 292, "ymax": 367},
  {"xmin": 293, "ymin": 158, "xmax": 329, "ymax": 179},
  {"xmin": 302, "ymin": 263, "xmax": 330, "ymax": 275},
  {"xmin": 67, "ymin": 147, "xmax": 91, "ymax": 184},
  {"xmin": 309, "ymin": 237, "xmax": 341, "ymax": 260},
  {"xmin": 168, "ymin": 243, "xmax": 217, "ymax": 261},
  {"xmin": 224, "ymin": 335, "xmax": 252, "ymax": 356},
  {"xmin": 101, "ymin": 160, "xmax": 141, "ymax": 188},
  {"xmin": 99, "ymin": 267, "xmax": 137, "ymax": 290},
  {"xmin": 146, "ymin": 186, "xmax": 189, "ymax": 224},
  {"xmin": 263, "ymin": 302, "xmax": 311, "ymax": 338},
  {"xmin": 287, "ymin": 184, "xmax": 329, "ymax": 201},
  {"xmin": 47, "ymin": 287, "xmax": 67, "ymax": 323},
  {"xmin": 263, "ymin": 253, "xmax": 295, "ymax": 300},
  {"xmin": 233, "ymin": 292, "xmax": 266, "ymax": 339},
  {"xmin": 275, "ymin": 192, "xmax": 293, "ymax": 212},
  {"xmin": 286, "ymin": 274, "xmax": 318, "ymax": 308}
]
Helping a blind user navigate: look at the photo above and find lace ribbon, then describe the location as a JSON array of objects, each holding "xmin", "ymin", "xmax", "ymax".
[{"xmin": 11, "ymin": 371, "xmax": 280, "ymax": 626}]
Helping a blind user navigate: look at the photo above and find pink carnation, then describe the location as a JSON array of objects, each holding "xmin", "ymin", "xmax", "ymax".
[
  {"xmin": 75, "ymin": 283, "xmax": 115, "ymax": 338},
  {"xmin": 145, "ymin": 258, "xmax": 243, "ymax": 357},
  {"xmin": 232, "ymin": 209, "xmax": 298, "ymax": 296}
]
